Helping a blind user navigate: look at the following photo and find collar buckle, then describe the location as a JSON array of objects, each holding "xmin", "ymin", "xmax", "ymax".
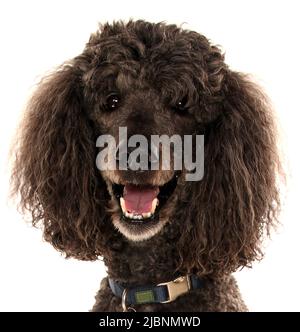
[{"xmin": 158, "ymin": 275, "xmax": 191, "ymax": 303}]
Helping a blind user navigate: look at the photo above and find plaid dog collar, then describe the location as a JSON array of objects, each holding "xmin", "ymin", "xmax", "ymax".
[{"xmin": 108, "ymin": 275, "xmax": 203, "ymax": 311}]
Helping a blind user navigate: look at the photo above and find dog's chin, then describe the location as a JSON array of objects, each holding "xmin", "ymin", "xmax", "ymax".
[
  {"xmin": 111, "ymin": 215, "xmax": 169, "ymax": 242},
  {"xmin": 107, "ymin": 174, "xmax": 179, "ymax": 242}
]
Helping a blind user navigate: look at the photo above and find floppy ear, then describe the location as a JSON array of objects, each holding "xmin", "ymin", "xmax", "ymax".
[
  {"xmin": 11, "ymin": 63, "xmax": 110, "ymax": 260},
  {"xmin": 178, "ymin": 70, "xmax": 281, "ymax": 275}
]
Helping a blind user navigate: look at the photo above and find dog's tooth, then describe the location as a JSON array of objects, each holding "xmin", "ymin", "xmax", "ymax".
[
  {"xmin": 142, "ymin": 212, "xmax": 151, "ymax": 218},
  {"xmin": 120, "ymin": 197, "xmax": 126, "ymax": 213},
  {"xmin": 151, "ymin": 198, "xmax": 158, "ymax": 214},
  {"xmin": 125, "ymin": 211, "xmax": 132, "ymax": 218}
]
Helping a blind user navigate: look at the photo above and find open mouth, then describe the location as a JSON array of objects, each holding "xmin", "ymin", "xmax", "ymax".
[{"xmin": 112, "ymin": 174, "xmax": 179, "ymax": 224}]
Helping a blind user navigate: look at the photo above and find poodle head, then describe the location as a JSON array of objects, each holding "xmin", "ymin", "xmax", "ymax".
[{"xmin": 11, "ymin": 20, "xmax": 281, "ymax": 276}]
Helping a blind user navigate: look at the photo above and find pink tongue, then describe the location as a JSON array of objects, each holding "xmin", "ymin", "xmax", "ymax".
[{"xmin": 123, "ymin": 185, "xmax": 159, "ymax": 214}]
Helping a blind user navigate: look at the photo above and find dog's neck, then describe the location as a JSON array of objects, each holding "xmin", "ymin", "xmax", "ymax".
[{"xmin": 104, "ymin": 221, "xmax": 183, "ymax": 286}]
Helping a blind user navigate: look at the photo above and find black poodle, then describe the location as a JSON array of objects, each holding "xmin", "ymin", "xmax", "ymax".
[{"xmin": 11, "ymin": 20, "xmax": 280, "ymax": 311}]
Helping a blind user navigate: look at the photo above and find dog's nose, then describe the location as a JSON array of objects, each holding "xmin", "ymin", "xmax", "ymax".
[{"xmin": 115, "ymin": 141, "xmax": 159, "ymax": 171}]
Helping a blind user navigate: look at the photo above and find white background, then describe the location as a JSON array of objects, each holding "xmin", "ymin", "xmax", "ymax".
[{"xmin": 0, "ymin": 0, "xmax": 299, "ymax": 312}]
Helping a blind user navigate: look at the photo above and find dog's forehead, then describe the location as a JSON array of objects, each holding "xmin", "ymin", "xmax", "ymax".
[
  {"xmin": 91, "ymin": 28, "xmax": 205, "ymax": 72},
  {"xmin": 89, "ymin": 46, "xmax": 200, "ymax": 96},
  {"xmin": 82, "ymin": 26, "xmax": 223, "ymax": 103}
]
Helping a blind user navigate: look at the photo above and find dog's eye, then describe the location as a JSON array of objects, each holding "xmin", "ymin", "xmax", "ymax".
[
  {"xmin": 173, "ymin": 96, "xmax": 188, "ymax": 114},
  {"xmin": 106, "ymin": 94, "xmax": 120, "ymax": 111}
]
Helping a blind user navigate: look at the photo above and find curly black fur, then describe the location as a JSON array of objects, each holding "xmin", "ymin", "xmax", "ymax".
[{"xmin": 11, "ymin": 20, "xmax": 280, "ymax": 311}]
